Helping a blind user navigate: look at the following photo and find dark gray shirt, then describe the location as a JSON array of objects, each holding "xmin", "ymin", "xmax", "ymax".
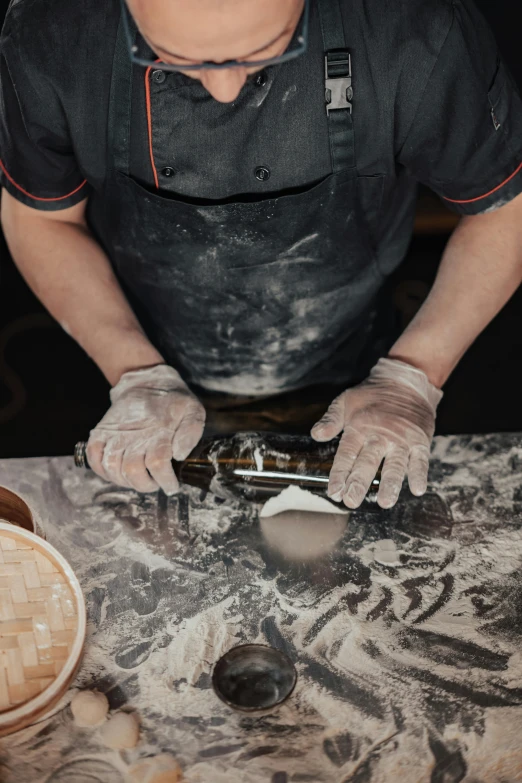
[{"xmin": 1, "ymin": 0, "xmax": 522, "ymax": 264}]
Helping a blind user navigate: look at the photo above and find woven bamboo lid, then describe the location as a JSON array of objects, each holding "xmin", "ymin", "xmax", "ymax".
[{"xmin": 0, "ymin": 521, "xmax": 86, "ymax": 736}]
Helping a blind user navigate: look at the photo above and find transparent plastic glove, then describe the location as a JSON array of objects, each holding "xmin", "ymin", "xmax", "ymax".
[
  {"xmin": 311, "ymin": 358, "xmax": 443, "ymax": 509},
  {"xmin": 87, "ymin": 364, "xmax": 206, "ymax": 495}
]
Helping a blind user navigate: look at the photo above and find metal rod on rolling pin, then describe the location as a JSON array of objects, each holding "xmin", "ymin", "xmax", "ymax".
[{"xmin": 233, "ymin": 468, "xmax": 380, "ymax": 492}]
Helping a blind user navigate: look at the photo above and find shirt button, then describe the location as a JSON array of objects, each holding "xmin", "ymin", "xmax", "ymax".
[
  {"xmin": 254, "ymin": 166, "xmax": 271, "ymax": 182},
  {"xmin": 161, "ymin": 167, "xmax": 176, "ymax": 177},
  {"xmin": 152, "ymin": 69, "xmax": 166, "ymax": 84},
  {"xmin": 255, "ymin": 70, "xmax": 267, "ymax": 87}
]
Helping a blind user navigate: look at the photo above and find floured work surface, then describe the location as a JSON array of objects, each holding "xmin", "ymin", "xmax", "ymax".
[{"xmin": 0, "ymin": 433, "xmax": 522, "ymax": 782}]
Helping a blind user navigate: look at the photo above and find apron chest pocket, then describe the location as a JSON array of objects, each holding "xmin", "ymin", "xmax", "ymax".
[{"xmin": 487, "ymin": 59, "xmax": 521, "ymax": 135}]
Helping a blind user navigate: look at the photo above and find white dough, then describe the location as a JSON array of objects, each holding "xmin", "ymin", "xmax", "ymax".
[
  {"xmin": 260, "ymin": 510, "xmax": 348, "ymax": 561},
  {"xmin": 260, "ymin": 485, "xmax": 348, "ymax": 518},
  {"xmin": 128, "ymin": 754, "xmax": 183, "ymax": 783},
  {"xmin": 70, "ymin": 689, "xmax": 109, "ymax": 727},
  {"xmin": 100, "ymin": 711, "xmax": 140, "ymax": 749}
]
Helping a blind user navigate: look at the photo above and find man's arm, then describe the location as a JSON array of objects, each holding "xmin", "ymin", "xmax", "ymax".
[
  {"xmin": 312, "ymin": 193, "xmax": 522, "ymax": 510},
  {"xmin": 389, "ymin": 191, "xmax": 522, "ymax": 387},
  {"xmin": 1, "ymin": 191, "xmax": 206, "ymax": 494},
  {"xmin": 1, "ymin": 191, "xmax": 163, "ymax": 385},
  {"xmin": 312, "ymin": 0, "xmax": 522, "ymax": 510},
  {"xmin": 0, "ymin": 12, "xmax": 206, "ymax": 495}
]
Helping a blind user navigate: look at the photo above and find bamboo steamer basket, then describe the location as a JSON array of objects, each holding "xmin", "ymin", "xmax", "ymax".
[
  {"xmin": 0, "ymin": 485, "xmax": 45, "ymax": 538},
  {"xmin": 0, "ymin": 516, "xmax": 86, "ymax": 737}
]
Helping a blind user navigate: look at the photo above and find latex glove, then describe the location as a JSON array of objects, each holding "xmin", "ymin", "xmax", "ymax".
[
  {"xmin": 311, "ymin": 358, "xmax": 443, "ymax": 509},
  {"xmin": 87, "ymin": 364, "xmax": 206, "ymax": 495}
]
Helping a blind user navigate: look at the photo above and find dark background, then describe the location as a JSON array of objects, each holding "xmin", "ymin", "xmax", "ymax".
[{"xmin": 0, "ymin": 0, "xmax": 521, "ymax": 458}]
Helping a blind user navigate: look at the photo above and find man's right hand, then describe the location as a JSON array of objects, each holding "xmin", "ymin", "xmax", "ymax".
[{"xmin": 87, "ymin": 364, "xmax": 206, "ymax": 495}]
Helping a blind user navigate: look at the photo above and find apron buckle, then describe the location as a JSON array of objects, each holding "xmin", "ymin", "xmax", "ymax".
[{"xmin": 324, "ymin": 51, "xmax": 353, "ymax": 115}]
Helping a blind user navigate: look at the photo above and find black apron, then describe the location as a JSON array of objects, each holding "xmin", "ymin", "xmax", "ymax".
[{"xmin": 88, "ymin": 0, "xmax": 396, "ymax": 397}]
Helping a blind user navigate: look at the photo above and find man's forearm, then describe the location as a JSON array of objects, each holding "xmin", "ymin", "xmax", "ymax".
[
  {"xmin": 389, "ymin": 192, "xmax": 522, "ymax": 388},
  {"xmin": 1, "ymin": 193, "xmax": 163, "ymax": 385}
]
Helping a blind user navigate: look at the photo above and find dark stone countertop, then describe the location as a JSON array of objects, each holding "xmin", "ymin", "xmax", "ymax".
[{"xmin": 1, "ymin": 433, "xmax": 522, "ymax": 782}]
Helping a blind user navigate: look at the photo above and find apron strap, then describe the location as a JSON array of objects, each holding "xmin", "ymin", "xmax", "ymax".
[
  {"xmin": 107, "ymin": 8, "xmax": 134, "ymax": 175},
  {"xmin": 317, "ymin": 0, "xmax": 355, "ymax": 173}
]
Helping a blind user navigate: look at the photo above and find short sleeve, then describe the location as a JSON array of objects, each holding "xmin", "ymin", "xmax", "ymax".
[
  {"xmin": 0, "ymin": 21, "xmax": 90, "ymax": 211},
  {"xmin": 397, "ymin": 0, "xmax": 522, "ymax": 216}
]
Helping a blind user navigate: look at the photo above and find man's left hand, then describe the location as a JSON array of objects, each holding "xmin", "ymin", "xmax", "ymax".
[{"xmin": 311, "ymin": 358, "xmax": 443, "ymax": 509}]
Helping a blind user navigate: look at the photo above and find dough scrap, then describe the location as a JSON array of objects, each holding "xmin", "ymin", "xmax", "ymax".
[
  {"xmin": 128, "ymin": 754, "xmax": 183, "ymax": 782},
  {"xmin": 260, "ymin": 485, "xmax": 347, "ymax": 518},
  {"xmin": 100, "ymin": 711, "xmax": 140, "ymax": 749},
  {"xmin": 70, "ymin": 690, "xmax": 109, "ymax": 727}
]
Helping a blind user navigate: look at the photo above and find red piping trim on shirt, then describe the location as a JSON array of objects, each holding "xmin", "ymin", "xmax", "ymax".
[
  {"xmin": 443, "ymin": 161, "xmax": 522, "ymax": 205},
  {"xmin": 144, "ymin": 60, "xmax": 161, "ymax": 190},
  {"xmin": 0, "ymin": 159, "xmax": 87, "ymax": 202}
]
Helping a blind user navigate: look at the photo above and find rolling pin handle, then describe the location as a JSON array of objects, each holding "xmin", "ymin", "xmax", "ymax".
[{"xmin": 74, "ymin": 441, "xmax": 89, "ymax": 469}]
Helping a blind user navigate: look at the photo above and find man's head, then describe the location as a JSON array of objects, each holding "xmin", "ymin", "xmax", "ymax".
[{"xmin": 126, "ymin": 0, "xmax": 305, "ymax": 103}]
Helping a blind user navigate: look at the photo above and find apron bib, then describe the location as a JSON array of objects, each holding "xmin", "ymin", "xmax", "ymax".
[{"xmin": 88, "ymin": 0, "xmax": 393, "ymax": 396}]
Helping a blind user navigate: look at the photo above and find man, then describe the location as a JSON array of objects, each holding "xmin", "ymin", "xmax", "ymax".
[{"xmin": 1, "ymin": 0, "xmax": 522, "ymax": 509}]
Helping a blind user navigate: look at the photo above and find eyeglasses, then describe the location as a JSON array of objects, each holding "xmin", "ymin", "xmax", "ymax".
[{"xmin": 120, "ymin": 0, "xmax": 309, "ymax": 72}]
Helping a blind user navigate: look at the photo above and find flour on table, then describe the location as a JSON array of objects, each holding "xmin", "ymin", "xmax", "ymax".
[
  {"xmin": 253, "ymin": 448, "xmax": 264, "ymax": 472},
  {"xmin": 3, "ymin": 435, "xmax": 522, "ymax": 783},
  {"xmin": 167, "ymin": 599, "xmax": 241, "ymax": 686},
  {"xmin": 259, "ymin": 485, "xmax": 347, "ymax": 517}
]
